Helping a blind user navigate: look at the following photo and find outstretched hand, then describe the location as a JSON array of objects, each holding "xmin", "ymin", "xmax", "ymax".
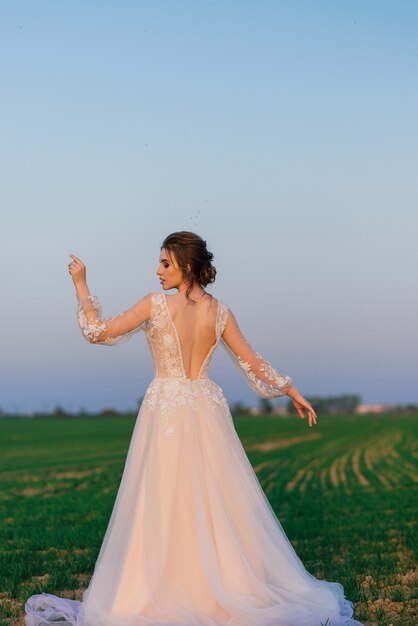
[
  {"xmin": 68, "ymin": 254, "xmax": 87, "ymax": 287},
  {"xmin": 287, "ymin": 387, "xmax": 317, "ymax": 427}
]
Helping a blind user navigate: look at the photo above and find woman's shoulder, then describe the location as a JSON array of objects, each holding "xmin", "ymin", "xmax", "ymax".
[
  {"xmin": 208, "ymin": 295, "xmax": 229, "ymax": 331},
  {"xmin": 131, "ymin": 292, "xmax": 164, "ymax": 318},
  {"xmin": 142, "ymin": 291, "xmax": 165, "ymax": 305},
  {"xmin": 203, "ymin": 293, "xmax": 228, "ymax": 313}
]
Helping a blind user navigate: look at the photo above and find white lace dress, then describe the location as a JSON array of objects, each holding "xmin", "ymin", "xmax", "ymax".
[{"xmin": 25, "ymin": 292, "xmax": 364, "ymax": 626}]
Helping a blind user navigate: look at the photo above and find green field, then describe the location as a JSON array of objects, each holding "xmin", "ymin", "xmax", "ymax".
[{"xmin": 0, "ymin": 413, "xmax": 417, "ymax": 626}]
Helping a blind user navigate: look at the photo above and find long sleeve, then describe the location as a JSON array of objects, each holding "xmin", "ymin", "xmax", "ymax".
[
  {"xmin": 220, "ymin": 306, "xmax": 292, "ymax": 398},
  {"xmin": 77, "ymin": 293, "xmax": 151, "ymax": 346}
]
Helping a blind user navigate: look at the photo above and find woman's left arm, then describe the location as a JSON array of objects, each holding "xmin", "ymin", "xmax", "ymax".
[{"xmin": 221, "ymin": 307, "xmax": 317, "ymax": 427}]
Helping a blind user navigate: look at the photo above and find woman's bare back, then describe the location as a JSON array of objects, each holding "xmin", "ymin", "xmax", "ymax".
[{"xmin": 164, "ymin": 293, "xmax": 219, "ymax": 379}]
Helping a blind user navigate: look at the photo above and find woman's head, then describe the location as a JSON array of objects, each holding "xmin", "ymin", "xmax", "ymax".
[{"xmin": 157, "ymin": 231, "xmax": 216, "ymax": 301}]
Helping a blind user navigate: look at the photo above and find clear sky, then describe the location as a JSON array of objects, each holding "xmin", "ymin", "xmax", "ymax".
[{"xmin": 1, "ymin": 1, "xmax": 417, "ymax": 414}]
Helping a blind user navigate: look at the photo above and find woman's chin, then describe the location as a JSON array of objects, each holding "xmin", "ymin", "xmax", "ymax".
[{"xmin": 160, "ymin": 282, "xmax": 177, "ymax": 291}]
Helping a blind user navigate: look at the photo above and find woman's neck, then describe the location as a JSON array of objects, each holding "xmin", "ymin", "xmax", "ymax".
[{"xmin": 176, "ymin": 282, "xmax": 206, "ymax": 303}]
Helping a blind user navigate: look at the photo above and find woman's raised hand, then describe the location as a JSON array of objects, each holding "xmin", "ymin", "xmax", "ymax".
[
  {"xmin": 286, "ymin": 387, "xmax": 318, "ymax": 427},
  {"xmin": 68, "ymin": 254, "xmax": 87, "ymax": 287}
]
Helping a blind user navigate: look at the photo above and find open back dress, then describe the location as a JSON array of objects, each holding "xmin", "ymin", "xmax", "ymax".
[{"xmin": 25, "ymin": 291, "xmax": 364, "ymax": 626}]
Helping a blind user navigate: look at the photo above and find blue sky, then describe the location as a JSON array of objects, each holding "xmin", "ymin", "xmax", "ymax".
[{"xmin": 1, "ymin": 1, "xmax": 417, "ymax": 414}]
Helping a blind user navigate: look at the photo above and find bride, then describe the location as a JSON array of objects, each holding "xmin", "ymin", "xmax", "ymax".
[{"xmin": 25, "ymin": 231, "xmax": 364, "ymax": 626}]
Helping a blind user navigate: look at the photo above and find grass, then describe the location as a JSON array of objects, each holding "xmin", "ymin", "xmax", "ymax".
[{"xmin": 0, "ymin": 412, "xmax": 417, "ymax": 625}]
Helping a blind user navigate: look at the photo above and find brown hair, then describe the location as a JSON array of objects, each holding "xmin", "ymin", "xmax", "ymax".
[{"xmin": 161, "ymin": 231, "xmax": 217, "ymax": 303}]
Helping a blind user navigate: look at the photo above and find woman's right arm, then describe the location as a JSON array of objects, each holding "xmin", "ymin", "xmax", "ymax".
[{"xmin": 69, "ymin": 254, "xmax": 152, "ymax": 345}]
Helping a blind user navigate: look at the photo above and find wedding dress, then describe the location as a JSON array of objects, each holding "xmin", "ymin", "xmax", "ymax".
[{"xmin": 25, "ymin": 292, "xmax": 364, "ymax": 626}]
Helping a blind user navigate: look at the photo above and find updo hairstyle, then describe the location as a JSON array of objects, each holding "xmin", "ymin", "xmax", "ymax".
[{"xmin": 161, "ymin": 231, "xmax": 217, "ymax": 302}]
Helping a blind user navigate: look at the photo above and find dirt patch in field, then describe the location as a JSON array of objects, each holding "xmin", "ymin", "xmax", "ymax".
[
  {"xmin": 339, "ymin": 453, "xmax": 349, "ymax": 488},
  {"xmin": 18, "ymin": 484, "xmax": 60, "ymax": 497},
  {"xmin": 284, "ymin": 467, "xmax": 306, "ymax": 492},
  {"xmin": 73, "ymin": 548, "xmax": 91, "ymax": 556},
  {"xmin": 252, "ymin": 460, "xmax": 276, "ymax": 473},
  {"xmin": 0, "ymin": 594, "xmax": 24, "ymax": 626},
  {"xmin": 365, "ymin": 597, "xmax": 407, "ymax": 623},
  {"xmin": 357, "ymin": 567, "xmax": 418, "ymax": 625},
  {"xmin": 352, "ymin": 448, "xmax": 370, "ymax": 486},
  {"xmin": 364, "ymin": 448, "xmax": 374, "ymax": 471},
  {"xmin": 329, "ymin": 458, "xmax": 339, "ymax": 487},
  {"xmin": 246, "ymin": 432, "xmax": 321, "ymax": 452},
  {"xmin": 299, "ymin": 469, "xmax": 313, "ymax": 493},
  {"xmin": 17, "ymin": 472, "xmax": 99, "ymax": 497},
  {"xmin": 20, "ymin": 474, "xmax": 43, "ymax": 483},
  {"xmin": 375, "ymin": 471, "xmax": 391, "ymax": 488},
  {"xmin": 36, "ymin": 547, "xmax": 69, "ymax": 558},
  {"xmin": 29, "ymin": 573, "xmax": 50, "ymax": 584},
  {"xmin": 51, "ymin": 468, "xmax": 104, "ymax": 480},
  {"xmin": 401, "ymin": 569, "xmax": 417, "ymax": 585}
]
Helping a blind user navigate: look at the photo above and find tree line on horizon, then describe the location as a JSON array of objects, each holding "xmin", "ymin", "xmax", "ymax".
[
  {"xmin": 230, "ymin": 395, "xmax": 418, "ymax": 417},
  {"xmin": 1, "ymin": 394, "xmax": 418, "ymax": 418}
]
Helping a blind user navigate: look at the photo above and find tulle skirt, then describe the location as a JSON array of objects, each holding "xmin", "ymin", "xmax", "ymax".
[{"xmin": 25, "ymin": 377, "xmax": 364, "ymax": 626}]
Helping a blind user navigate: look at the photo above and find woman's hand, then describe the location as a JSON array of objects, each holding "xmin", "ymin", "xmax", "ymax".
[
  {"xmin": 68, "ymin": 254, "xmax": 87, "ymax": 289},
  {"xmin": 286, "ymin": 387, "xmax": 317, "ymax": 427}
]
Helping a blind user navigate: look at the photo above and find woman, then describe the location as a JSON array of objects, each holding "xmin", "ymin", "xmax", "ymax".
[{"xmin": 25, "ymin": 232, "xmax": 364, "ymax": 626}]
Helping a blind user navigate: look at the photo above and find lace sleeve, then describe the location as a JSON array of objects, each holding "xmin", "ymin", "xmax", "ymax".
[
  {"xmin": 219, "ymin": 306, "xmax": 292, "ymax": 398},
  {"xmin": 77, "ymin": 293, "xmax": 151, "ymax": 346}
]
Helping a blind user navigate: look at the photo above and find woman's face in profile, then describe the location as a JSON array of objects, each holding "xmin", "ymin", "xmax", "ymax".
[{"xmin": 156, "ymin": 248, "xmax": 185, "ymax": 291}]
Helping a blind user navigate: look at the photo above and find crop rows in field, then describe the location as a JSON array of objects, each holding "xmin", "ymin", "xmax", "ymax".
[
  {"xmin": 247, "ymin": 427, "xmax": 418, "ymax": 496},
  {"xmin": 0, "ymin": 413, "xmax": 417, "ymax": 626},
  {"xmin": 240, "ymin": 413, "xmax": 418, "ymax": 625}
]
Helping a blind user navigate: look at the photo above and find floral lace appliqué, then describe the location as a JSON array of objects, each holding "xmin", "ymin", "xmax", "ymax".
[
  {"xmin": 234, "ymin": 344, "xmax": 292, "ymax": 399},
  {"xmin": 143, "ymin": 378, "xmax": 198, "ymax": 439},
  {"xmin": 77, "ymin": 295, "xmax": 143, "ymax": 345},
  {"xmin": 143, "ymin": 378, "xmax": 230, "ymax": 439},
  {"xmin": 145, "ymin": 294, "xmax": 185, "ymax": 379},
  {"xmin": 201, "ymin": 381, "xmax": 230, "ymax": 414},
  {"xmin": 77, "ymin": 296, "xmax": 109, "ymax": 343}
]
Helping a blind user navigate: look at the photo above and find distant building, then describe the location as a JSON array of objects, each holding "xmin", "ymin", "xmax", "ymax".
[
  {"xmin": 271, "ymin": 405, "xmax": 289, "ymax": 416},
  {"xmin": 356, "ymin": 403, "xmax": 399, "ymax": 414},
  {"xmin": 249, "ymin": 405, "xmax": 288, "ymax": 416}
]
